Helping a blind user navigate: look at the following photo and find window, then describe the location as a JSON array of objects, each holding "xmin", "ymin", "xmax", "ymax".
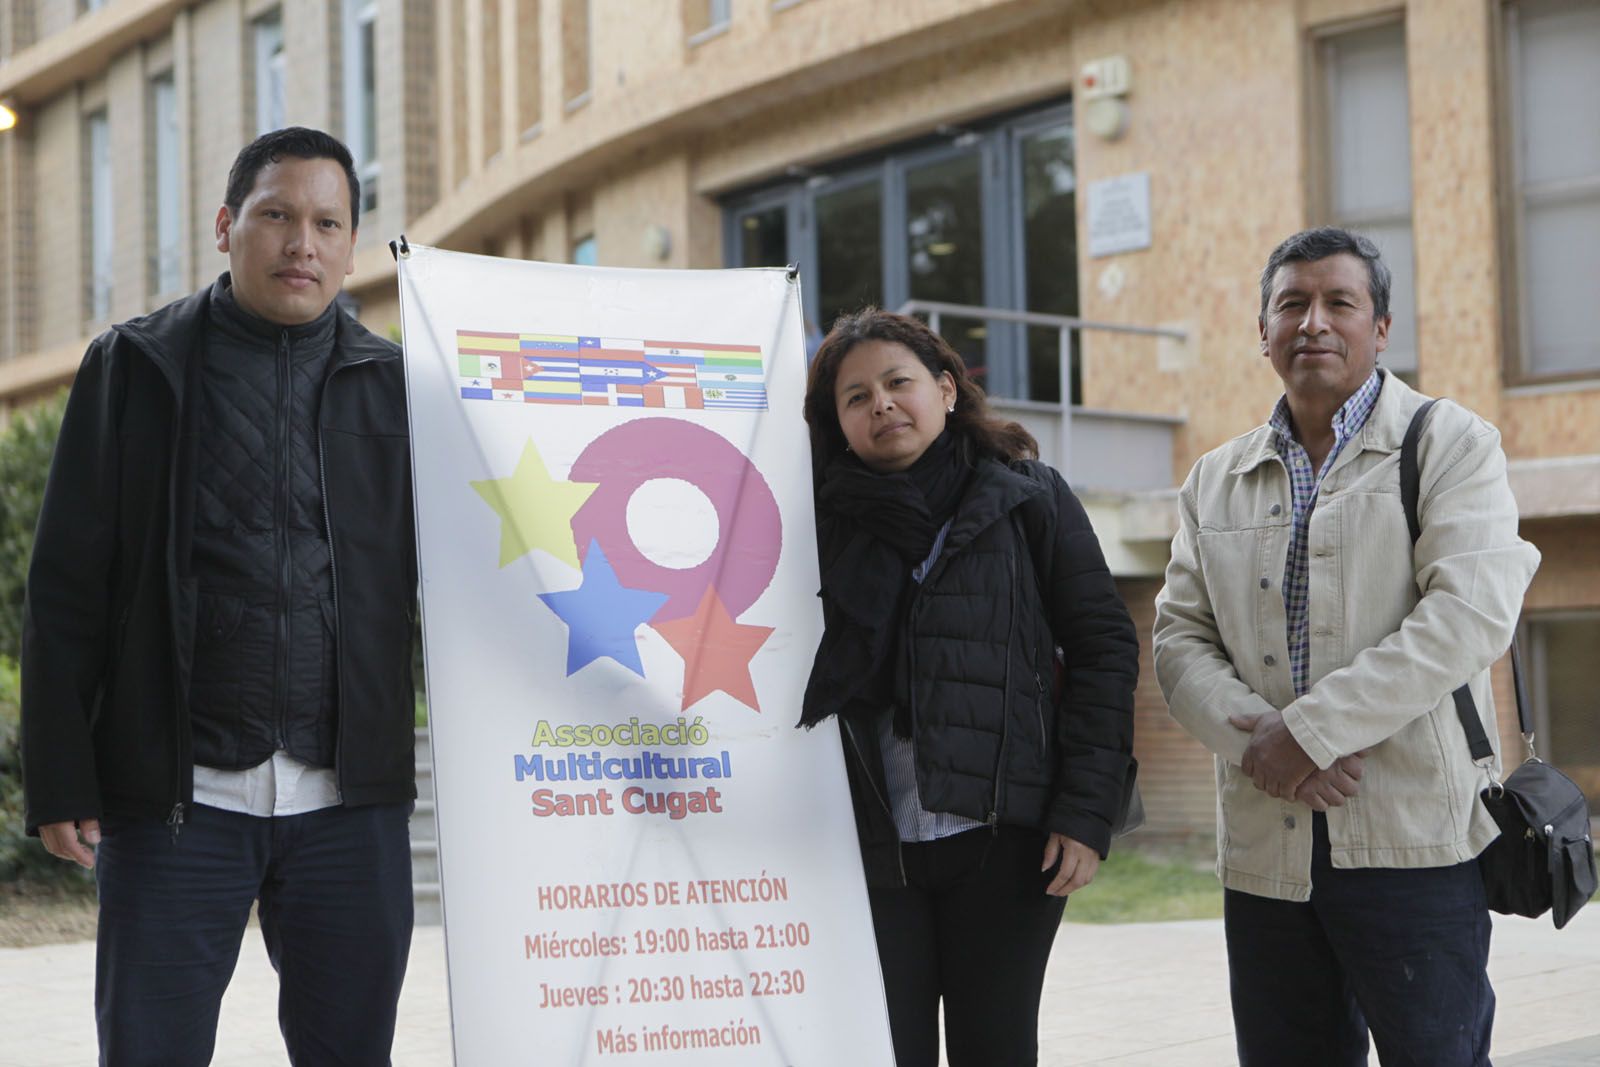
[
  {"xmin": 343, "ymin": 0, "xmax": 378, "ymax": 216},
  {"xmin": 1523, "ymin": 614, "xmax": 1600, "ymax": 813},
  {"xmin": 1507, "ymin": 0, "xmax": 1600, "ymax": 377},
  {"xmin": 85, "ymin": 109, "xmax": 112, "ymax": 321},
  {"xmin": 1319, "ymin": 21, "xmax": 1417, "ymax": 379},
  {"xmin": 150, "ymin": 71, "xmax": 181, "ymax": 297},
  {"xmin": 253, "ymin": 9, "xmax": 286, "ymax": 136},
  {"xmin": 685, "ymin": 0, "xmax": 732, "ymax": 42},
  {"xmin": 1017, "ymin": 119, "xmax": 1078, "ymax": 404},
  {"xmin": 725, "ymin": 103, "xmax": 1078, "ymax": 402},
  {"xmin": 814, "ymin": 178, "xmax": 883, "ymax": 337},
  {"xmin": 562, "ymin": 0, "xmax": 590, "ymax": 107},
  {"xmin": 572, "ymin": 234, "xmax": 597, "ymax": 265}
]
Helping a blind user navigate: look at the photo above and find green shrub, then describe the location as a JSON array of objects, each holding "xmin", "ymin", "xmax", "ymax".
[
  {"xmin": 0, "ymin": 391, "xmax": 67, "ymax": 663},
  {"xmin": 0, "ymin": 655, "xmax": 92, "ymax": 889}
]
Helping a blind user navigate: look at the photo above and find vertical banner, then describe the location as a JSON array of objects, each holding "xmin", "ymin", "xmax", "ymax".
[{"xmin": 397, "ymin": 246, "xmax": 894, "ymax": 1065}]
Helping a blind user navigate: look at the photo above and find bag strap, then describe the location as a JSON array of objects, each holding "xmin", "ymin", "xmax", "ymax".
[{"xmin": 1400, "ymin": 400, "xmax": 1528, "ymax": 763}]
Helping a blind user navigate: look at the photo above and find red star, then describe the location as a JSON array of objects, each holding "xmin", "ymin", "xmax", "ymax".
[{"xmin": 651, "ymin": 585, "xmax": 774, "ymax": 712}]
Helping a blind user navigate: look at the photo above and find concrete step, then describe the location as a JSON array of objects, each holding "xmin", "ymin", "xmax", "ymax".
[
  {"xmin": 413, "ymin": 880, "xmax": 442, "ymax": 926},
  {"xmin": 411, "ymin": 727, "xmax": 441, "ymax": 924},
  {"xmin": 410, "ymin": 840, "xmax": 439, "ymax": 885},
  {"xmin": 410, "ymin": 798, "xmax": 437, "ymax": 842}
]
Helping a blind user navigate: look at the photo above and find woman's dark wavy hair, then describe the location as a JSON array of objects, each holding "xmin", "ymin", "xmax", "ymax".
[{"xmin": 803, "ymin": 308, "xmax": 1038, "ymax": 472}]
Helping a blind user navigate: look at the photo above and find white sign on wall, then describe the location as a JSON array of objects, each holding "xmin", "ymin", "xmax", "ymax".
[
  {"xmin": 397, "ymin": 245, "xmax": 894, "ymax": 1066},
  {"xmin": 1087, "ymin": 171, "xmax": 1153, "ymax": 257}
]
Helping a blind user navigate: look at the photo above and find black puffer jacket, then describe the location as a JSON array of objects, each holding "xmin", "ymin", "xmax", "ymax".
[
  {"xmin": 21, "ymin": 277, "xmax": 417, "ymax": 833},
  {"xmin": 823, "ymin": 457, "xmax": 1138, "ymax": 887}
]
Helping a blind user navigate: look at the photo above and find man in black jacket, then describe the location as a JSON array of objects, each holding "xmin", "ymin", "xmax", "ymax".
[{"xmin": 21, "ymin": 128, "xmax": 417, "ymax": 1066}]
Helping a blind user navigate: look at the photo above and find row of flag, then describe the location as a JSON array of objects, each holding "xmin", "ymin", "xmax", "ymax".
[{"xmin": 455, "ymin": 331, "xmax": 767, "ymax": 411}]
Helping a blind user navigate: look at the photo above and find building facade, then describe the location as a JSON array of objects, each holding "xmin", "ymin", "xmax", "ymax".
[{"xmin": 1, "ymin": 0, "xmax": 1596, "ymax": 839}]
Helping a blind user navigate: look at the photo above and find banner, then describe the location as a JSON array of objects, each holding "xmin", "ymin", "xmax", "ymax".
[{"xmin": 397, "ymin": 246, "xmax": 894, "ymax": 1065}]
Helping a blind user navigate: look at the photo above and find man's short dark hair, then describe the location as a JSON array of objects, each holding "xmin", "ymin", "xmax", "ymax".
[
  {"xmin": 1259, "ymin": 226, "xmax": 1391, "ymax": 323},
  {"xmin": 224, "ymin": 127, "xmax": 362, "ymax": 230}
]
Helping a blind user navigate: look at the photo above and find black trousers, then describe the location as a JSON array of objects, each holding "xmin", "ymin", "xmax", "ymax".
[
  {"xmin": 868, "ymin": 825, "xmax": 1066, "ymax": 1067},
  {"xmin": 94, "ymin": 801, "xmax": 414, "ymax": 1067},
  {"xmin": 1225, "ymin": 812, "xmax": 1494, "ymax": 1067}
]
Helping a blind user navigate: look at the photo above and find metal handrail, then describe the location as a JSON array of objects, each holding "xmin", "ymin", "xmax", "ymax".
[
  {"xmin": 895, "ymin": 299, "xmax": 1187, "ymax": 340},
  {"xmin": 894, "ymin": 299, "xmax": 1188, "ymax": 481}
]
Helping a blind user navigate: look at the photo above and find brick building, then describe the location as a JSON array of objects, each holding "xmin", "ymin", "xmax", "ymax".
[{"xmin": 1, "ymin": 0, "xmax": 1595, "ymax": 840}]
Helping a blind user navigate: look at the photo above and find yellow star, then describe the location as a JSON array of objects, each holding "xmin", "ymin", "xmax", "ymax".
[{"xmin": 471, "ymin": 439, "xmax": 599, "ymax": 568}]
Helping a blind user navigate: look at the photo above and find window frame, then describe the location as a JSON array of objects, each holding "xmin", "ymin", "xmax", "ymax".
[
  {"xmin": 252, "ymin": 7, "xmax": 286, "ymax": 137},
  {"xmin": 686, "ymin": 0, "xmax": 733, "ymax": 46},
  {"xmin": 148, "ymin": 68, "xmax": 182, "ymax": 300},
  {"xmin": 720, "ymin": 99, "xmax": 1075, "ymax": 402},
  {"xmin": 84, "ymin": 107, "xmax": 113, "ymax": 324},
  {"xmin": 342, "ymin": 0, "xmax": 380, "ymax": 217},
  {"xmin": 1518, "ymin": 610, "xmax": 1600, "ymax": 813},
  {"xmin": 1498, "ymin": 0, "xmax": 1600, "ymax": 386},
  {"xmin": 1307, "ymin": 13, "xmax": 1419, "ymax": 381}
]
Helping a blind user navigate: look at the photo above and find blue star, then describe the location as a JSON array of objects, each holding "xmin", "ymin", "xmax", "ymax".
[{"xmin": 538, "ymin": 541, "xmax": 669, "ymax": 677}]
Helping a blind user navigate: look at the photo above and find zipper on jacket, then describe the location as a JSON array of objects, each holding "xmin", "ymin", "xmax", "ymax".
[
  {"xmin": 317, "ymin": 351, "xmax": 386, "ymax": 799},
  {"xmin": 274, "ymin": 332, "xmax": 293, "ymax": 751},
  {"xmin": 842, "ymin": 719, "xmax": 908, "ymax": 887},
  {"xmin": 166, "ymin": 802, "xmax": 186, "ymax": 843},
  {"xmin": 1033, "ymin": 669, "xmax": 1049, "ymax": 759},
  {"xmin": 988, "ymin": 556, "xmax": 1019, "ymax": 831}
]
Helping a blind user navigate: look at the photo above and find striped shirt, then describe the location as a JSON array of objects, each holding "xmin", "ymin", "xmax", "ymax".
[
  {"xmin": 1269, "ymin": 369, "xmax": 1383, "ymax": 696},
  {"xmin": 879, "ymin": 519, "xmax": 986, "ymax": 842}
]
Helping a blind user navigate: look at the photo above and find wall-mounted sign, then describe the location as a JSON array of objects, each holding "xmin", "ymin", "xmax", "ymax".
[{"xmin": 1087, "ymin": 172, "xmax": 1151, "ymax": 258}]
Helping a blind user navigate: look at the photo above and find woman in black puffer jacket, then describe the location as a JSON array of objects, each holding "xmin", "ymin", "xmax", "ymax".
[{"xmin": 799, "ymin": 309, "xmax": 1139, "ymax": 1067}]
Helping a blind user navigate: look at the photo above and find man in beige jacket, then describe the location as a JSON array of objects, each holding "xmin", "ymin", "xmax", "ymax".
[{"xmin": 1154, "ymin": 227, "xmax": 1538, "ymax": 1067}]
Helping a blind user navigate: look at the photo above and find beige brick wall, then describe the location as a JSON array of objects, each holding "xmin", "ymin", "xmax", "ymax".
[
  {"xmin": 1525, "ymin": 518, "xmax": 1600, "ymax": 614},
  {"xmin": 30, "ymin": 91, "xmax": 83, "ymax": 349},
  {"xmin": 283, "ymin": 0, "xmax": 338, "ymax": 134},
  {"xmin": 188, "ymin": 1, "xmax": 249, "ymax": 287},
  {"xmin": 591, "ymin": 148, "xmax": 721, "ymax": 272},
  {"xmin": 1071, "ymin": 0, "xmax": 1302, "ymax": 477},
  {"xmin": 0, "ymin": 124, "xmax": 19, "ymax": 360},
  {"xmin": 366, "ymin": 0, "xmax": 439, "ymax": 248},
  {"xmin": 1, "ymin": 1, "xmax": 28, "ymax": 57},
  {"xmin": 1121, "ymin": 577, "xmax": 1220, "ymax": 841},
  {"xmin": 399, "ymin": 0, "xmax": 439, "ymax": 225},
  {"xmin": 1408, "ymin": 0, "xmax": 1505, "ymax": 426},
  {"xmin": 32, "ymin": 0, "xmax": 76, "ymax": 43},
  {"xmin": 106, "ymin": 49, "xmax": 148, "ymax": 323}
]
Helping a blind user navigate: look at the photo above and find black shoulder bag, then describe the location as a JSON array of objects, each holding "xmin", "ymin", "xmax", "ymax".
[{"xmin": 1402, "ymin": 399, "xmax": 1596, "ymax": 928}]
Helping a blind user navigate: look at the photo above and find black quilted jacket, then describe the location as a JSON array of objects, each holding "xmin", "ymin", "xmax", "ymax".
[
  {"xmin": 21, "ymin": 277, "xmax": 418, "ymax": 833},
  {"xmin": 827, "ymin": 458, "xmax": 1139, "ymax": 887}
]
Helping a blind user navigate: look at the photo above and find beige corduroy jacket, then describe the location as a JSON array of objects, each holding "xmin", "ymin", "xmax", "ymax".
[{"xmin": 1153, "ymin": 371, "xmax": 1539, "ymax": 902}]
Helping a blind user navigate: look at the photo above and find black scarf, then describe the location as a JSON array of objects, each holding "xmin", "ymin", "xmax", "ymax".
[{"xmin": 800, "ymin": 431, "xmax": 971, "ymax": 736}]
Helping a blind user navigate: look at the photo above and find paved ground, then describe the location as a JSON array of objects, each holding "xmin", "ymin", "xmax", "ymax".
[{"xmin": 2, "ymin": 909, "xmax": 1596, "ymax": 1065}]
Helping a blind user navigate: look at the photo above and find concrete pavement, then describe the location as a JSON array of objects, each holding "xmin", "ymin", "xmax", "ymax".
[{"xmin": 2, "ymin": 909, "xmax": 1596, "ymax": 1065}]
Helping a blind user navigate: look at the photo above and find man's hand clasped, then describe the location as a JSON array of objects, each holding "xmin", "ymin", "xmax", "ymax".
[{"xmin": 1229, "ymin": 710, "xmax": 1366, "ymax": 810}]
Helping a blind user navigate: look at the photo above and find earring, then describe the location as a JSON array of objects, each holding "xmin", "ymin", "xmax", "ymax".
[{"xmin": 947, "ymin": 404, "xmax": 955, "ymax": 413}]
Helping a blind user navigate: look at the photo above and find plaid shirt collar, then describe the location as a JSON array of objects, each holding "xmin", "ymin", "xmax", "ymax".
[{"xmin": 1268, "ymin": 369, "xmax": 1384, "ymax": 458}]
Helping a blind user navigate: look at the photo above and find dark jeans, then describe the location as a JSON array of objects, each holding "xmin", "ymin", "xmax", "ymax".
[
  {"xmin": 868, "ymin": 825, "xmax": 1066, "ymax": 1067},
  {"xmin": 94, "ymin": 801, "xmax": 414, "ymax": 1067},
  {"xmin": 1225, "ymin": 812, "xmax": 1494, "ymax": 1067}
]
